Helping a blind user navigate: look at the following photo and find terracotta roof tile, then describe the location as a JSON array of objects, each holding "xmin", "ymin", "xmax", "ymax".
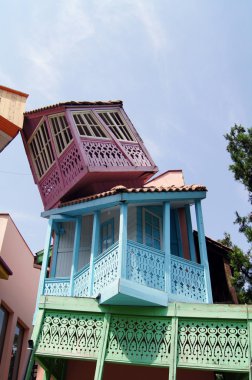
[
  {"xmin": 59, "ymin": 184, "xmax": 207, "ymax": 208},
  {"xmin": 25, "ymin": 100, "xmax": 123, "ymax": 115}
]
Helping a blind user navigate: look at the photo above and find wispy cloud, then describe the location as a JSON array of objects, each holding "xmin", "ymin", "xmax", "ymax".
[
  {"xmin": 23, "ymin": 0, "xmax": 95, "ymax": 100},
  {"xmin": 134, "ymin": 1, "xmax": 168, "ymax": 53}
]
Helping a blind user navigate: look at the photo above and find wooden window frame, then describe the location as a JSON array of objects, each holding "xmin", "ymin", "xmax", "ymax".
[
  {"xmin": 49, "ymin": 113, "xmax": 73, "ymax": 156},
  {"xmin": 142, "ymin": 208, "xmax": 162, "ymax": 250},
  {"xmin": 8, "ymin": 321, "xmax": 25, "ymax": 380},
  {"xmin": 97, "ymin": 110, "xmax": 136, "ymax": 142},
  {"xmin": 0, "ymin": 305, "xmax": 8, "ymax": 361},
  {"xmin": 71, "ymin": 111, "xmax": 109, "ymax": 139},
  {"xmin": 28, "ymin": 118, "xmax": 55, "ymax": 179},
  {"xmin": 100, "ymin": 218, "xmax": 114, "ymax": 253}
]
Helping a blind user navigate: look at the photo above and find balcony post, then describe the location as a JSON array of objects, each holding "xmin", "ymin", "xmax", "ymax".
[
  {"xmin": 69, "ymin": 216, "xmax": 82, "ymax": 296},
  {"xmin": 163, "ymin": 202, "xmax": 171, "ymax": 295},
  {"xmin": 118, "ymin": 202, "xmax": 128, "ymax": 279},
  {"xmin": 33, "ymin": 218, "xmax": 53, "ymax": 324},
  {"xmin": 195, "ymin": 200, "xmax": 213, "ymax": 303},
  {"xmin": 89, "ymin": 211, "xmax": 100, "ymax": 296},
  {"xmin": 50, "ymin": 224, "xmax": 61, "ymax": 278},
  {"xmin": 185, "ymin": 205, "xmax": 196, "ymax": 262}
]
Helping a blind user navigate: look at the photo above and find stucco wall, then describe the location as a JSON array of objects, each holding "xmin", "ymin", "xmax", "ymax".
[{"xmin": 0, "ymin": 214, "xmax": 40, "ymax": 380}]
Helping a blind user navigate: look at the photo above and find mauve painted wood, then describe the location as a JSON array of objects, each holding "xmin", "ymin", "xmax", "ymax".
[{"xmin": 22, "ymin": 104, "xmax": 157, "ymax": 210}]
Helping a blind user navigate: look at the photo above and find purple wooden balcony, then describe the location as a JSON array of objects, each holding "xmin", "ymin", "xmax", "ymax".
[{"xmin": 22, "ymin": 101, "xmax": 158, "ymax": 210}]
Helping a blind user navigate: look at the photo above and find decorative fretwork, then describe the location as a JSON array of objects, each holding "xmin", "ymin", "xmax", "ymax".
[
  {"xmin": 126, "ymin": 241, "xmax": 165, "ymax": 290},
  {"xmin": 40, "ymin": 167, "xmax": 62, "ymax": 203},
  {"xmin": 44, "ymin": 278, "xmax": 70, "ymax": 297},
  {"xmin": 93, "ymin": 243, "xmax": 119, "ymax": 295},
  {"xmin": 60, "ymin": 144, "xmax": 83, "ymax": 186},
  {"xmin": 36, "ymin": 311, "xmax": 104, "ymax": 358},
  {"xmin": 123, "ymin": 144, "xmax": 151, "ymax": 166},
  {"xmin": 106, "ymin": 315, "xmax": 172, "ymax": 365},
  {"xmin": 171, "ymin": 255, "xmax": 206, "ymax": 302},
  {"xmin": 178, "ymin": 319, "xmax": 249, "ymax": 370},
  {"xmin": 83, "ymin": 141, "xmax": 130, "ymax": 167},
  {"xmin": 74, "ymin": 265, "xmax": 90, "ymax": 297}
]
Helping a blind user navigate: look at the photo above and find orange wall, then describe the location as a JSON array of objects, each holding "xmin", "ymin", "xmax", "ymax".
[{"xmin": 0, "ymin": 214, "xmax": 40, "ymax": 380}]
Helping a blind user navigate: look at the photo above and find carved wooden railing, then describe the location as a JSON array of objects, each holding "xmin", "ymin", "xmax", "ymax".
[
  {"xmin": 26, "ymin": 298, "xmax": 251, "ymax": 380},
  {"xmin": 43, "ymin": 241, "xmax": 207, "ymax": 303}
]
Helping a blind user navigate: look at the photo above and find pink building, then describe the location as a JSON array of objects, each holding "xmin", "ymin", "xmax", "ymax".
[{"xmin": 0, "ymin": 214, "xmax": 40, "ymax": 380}]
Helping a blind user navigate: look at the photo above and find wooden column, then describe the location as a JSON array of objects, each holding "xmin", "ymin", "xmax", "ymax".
[
  {"xmin": 94, "ymin": 313, "xmax": 111, "ymax": 380},
  {"xmin": 69, "ymin": 216, "xmax": 82, "ymax": 296},
  {"xmin": 195, "ymin": 200, "xmax": 213, "ymax": 303},
  {"xmin": 163, "ymin": 201, "xmax": 171, "ymax": 295},
  {"xmin": 169, "ymin": 314, "xmax": 178, "ymax": 380},
  {"xmin": 118, "ymin": 203, "xmax": 128, "ymax": 279},
  {"xmin": 24, "ymin": 309, "xmax": 45, "ymax": 380},
  {"xmin": 185, "ymin": 205, "xmax": 197, "ymax": 262},
  {"xmin": 89, "ymin": 211, "xmax": 100, "ymax": 296},
  {"xmin": 50, "ymin": 225, "xmax": 61, "ymax": 278},
  {"xmin": 33, "ymin": 218, "xmax": 53, "ymax": 324}
]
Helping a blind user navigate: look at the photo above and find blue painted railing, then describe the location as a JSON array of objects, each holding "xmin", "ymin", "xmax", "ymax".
[
  {"xmin": 74, "ymin": 264, "xmax": 89, "ymax": 297},
  {"xmin": 44, "ymin": 277, "xmax": 70, "ymax": 296},
  {"xmin": 43, "ymin": 240, "xmax": 207, "ymax": 302},
  {"xmin": 93, "ymin": 242, "xmax": 119, "ymax": 295},
  {"xmin": 170, "ymin": 255, "xmax": 206, "ymax": 302},
  {"xmin": 126, "ymin": 240, "xmax": 165, "ymax": 290}
]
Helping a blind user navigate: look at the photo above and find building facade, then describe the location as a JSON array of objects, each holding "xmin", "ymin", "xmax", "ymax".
[
  {"xmin": 21, "ymin": 101, "xmax": 251, "ymax": 380},
  {"xmin": 0, "ymin": 214, "xmax": 40, "ymax": 380}
]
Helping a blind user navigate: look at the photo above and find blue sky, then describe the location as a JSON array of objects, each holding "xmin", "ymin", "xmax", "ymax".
[{"xmin": 0, "ymin": 0, "xmax": 251, "ymax": 253}]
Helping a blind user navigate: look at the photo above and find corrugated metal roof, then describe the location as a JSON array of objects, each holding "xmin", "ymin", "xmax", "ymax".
[
  {"xmin": 59, "ymin": 184, "xmax": 207, "ymax": 208},
  {"xmin": 25, "ymin": 100, "xmax": 123, "ymax": 115}
]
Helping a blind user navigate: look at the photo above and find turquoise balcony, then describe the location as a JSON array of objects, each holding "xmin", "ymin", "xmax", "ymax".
[{"xmin": 36, "ymin": 185, "xmax": 212, "ymax": 310}]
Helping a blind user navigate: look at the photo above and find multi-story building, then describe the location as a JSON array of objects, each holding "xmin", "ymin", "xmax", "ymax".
[
  {"xmin": 0, "ymin": 214, "xmax": 40, "ymax": 380},
  {"xmin": 21, "ymin": 101, "xmax": 251, "ymax": 380}
]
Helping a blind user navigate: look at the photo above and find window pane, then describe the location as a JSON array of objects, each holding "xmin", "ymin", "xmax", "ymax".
[
  {"xmin": 0, "ymin": 306, "xmax": 8, "ymax": 360},
  {"xmin": 98, "ymin": 111, "xmax": 135, "ymax": 141},
  {"xmin": 50, "ymin": 114, "xmax": 73, "ymax": 155},
  {"xmin": 8, "ymin": 323, "xmax": 24, "ymax": 380}
]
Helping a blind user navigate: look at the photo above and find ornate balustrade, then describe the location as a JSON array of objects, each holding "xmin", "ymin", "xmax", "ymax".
[
  {"xmin": 27, "ymin": 297, "xmax": 251, "ymax": 380},
  {"xmin": 126, "ymin": 240, "xmax": 165, "ymax": 291},
  {"xmin": 93, "ymin": 242, "xmax": 119, "ymax": 296},
  {"xmin": 170, "ymin": 255, "xmax": 206, "ymax": 302},
  {"xmin": 74, "ymin": 264, "xmax": 90, "ymax": 297},
  {"xmin": 43, "ymin": 241, "xmax": 207, "ymax": 303},
  {"xmin": 44, "ymin": 278, "xmax": 70, "ymax": 297}
]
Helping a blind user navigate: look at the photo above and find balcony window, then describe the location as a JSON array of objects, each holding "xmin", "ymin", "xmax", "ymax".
[
  {"xmin": 29, "ymin": 121, "xmax": 55, "ymax": 178},
  {"xmin": 98, "ymin": 111, "xmax": 135, "ymax": 141},
  {"xmin": 100, "ymin": 219, "xmax": 114, "ymax": 253},
  {"xmin": 143, "ymin": 209, "xmax": 162, "ymax": 250},
  {"xmin": 0, "ymin": 305, "xmax": 8, "ymax": 361},
  {"xmin": 72, "ymin": 112, "xmax": 108, "ymax": 138},
  {"xmin": 50, "ymin": 114, "xmax": 73, "ymax": 155},
  {"xmin": 8, "ymin": 322, "xmax": 24, "ymax": 380}
]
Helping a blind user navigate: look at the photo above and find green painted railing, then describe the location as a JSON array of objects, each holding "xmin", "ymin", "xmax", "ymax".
[{"xmin": 27, "ymin": 297, "xmax": 252, "ymax": 380}]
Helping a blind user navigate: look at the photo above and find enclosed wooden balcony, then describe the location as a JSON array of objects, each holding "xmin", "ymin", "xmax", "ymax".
[
  {"xmin": 22, "ymin": 101, "xmax": 157, "ymax": 210},
  {"xmin": 35, "ymin": 185, "xmax": 213, "ymax": 310}
]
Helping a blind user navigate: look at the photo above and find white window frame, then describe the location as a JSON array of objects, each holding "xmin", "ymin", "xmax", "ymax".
[
  {"xmin": 97, "ymin": 110, "xmax": 135, "ymax": 142},
  {"xmin": 142, "ymin": 208, "xmax": 162, "ymax": 250},
  {"xmin": 71, "ymin": 111, "xmax": 109, "ymax": 139},
  {"xmin": 49, "ymin": 113, "xmax": 73, "ymax": 156},
  {"xmin": 28, "ymin": 118, "xmax": 55, "ymax": 179}
]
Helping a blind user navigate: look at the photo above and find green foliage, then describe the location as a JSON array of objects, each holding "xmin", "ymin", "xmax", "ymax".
[
  {"xmin": 218, "ymin": 233, "xmax": 252, "ymax": 304},
  {"xmin": 223, "ymin": 125, "xmax": 252, "ymax": 302},
  {"xmin": 224, "ymin": 125, "xmax": 252, "ymax": 251}
]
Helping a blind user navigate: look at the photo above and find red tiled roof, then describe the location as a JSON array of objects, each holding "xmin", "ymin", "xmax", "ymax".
[
  {"xmin": 25, "ymin": 100, "xmax": 123, "ymax": 115},
  {"xmin": 60, "ymin": 184, "xmax": 207, "ymax": 208}
]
